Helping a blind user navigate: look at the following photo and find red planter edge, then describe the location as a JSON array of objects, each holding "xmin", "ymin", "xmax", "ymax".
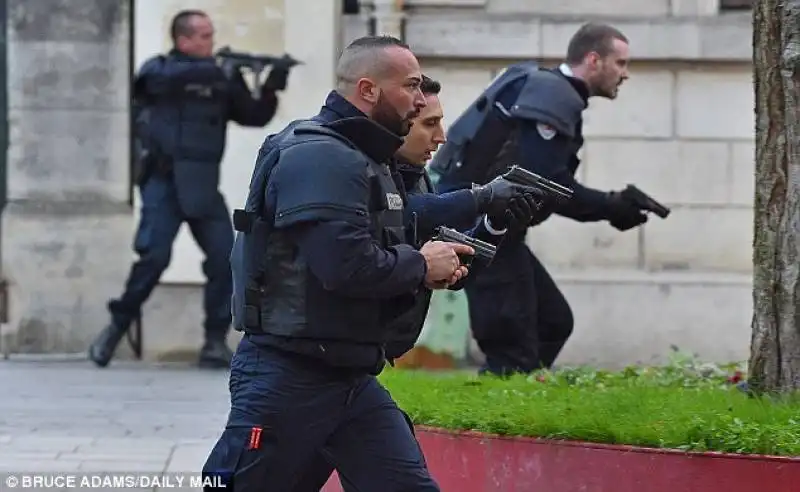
[{"xmin": 322, "ymin": 425, "xmax": 800, "ymax": 492}]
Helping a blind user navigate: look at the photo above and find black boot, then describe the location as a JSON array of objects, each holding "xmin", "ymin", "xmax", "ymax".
[
  {"xmin": 198, "ymin": 338, "xmax": 233, "ymax": 369},
  {"xmin": 88, "ymin": 322, "xmax": 127, "ymax": 368}
]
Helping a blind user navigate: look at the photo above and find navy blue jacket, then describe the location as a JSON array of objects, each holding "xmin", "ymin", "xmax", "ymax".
[
  {"xmin": 398, "ymin": 161, "xmax": 480, "ymax": 235},
  {"xmin": 493, "ymin": 69, "xmax": 607, "ymax": 222},
  {"xmin": 133, "ymin": 50, "xmax": 278, "ymax": 131},
  {"xmin": 438, "ymin": 67, "xmax": 609, "ymax": 224},
  {"xmin": 133, "ymin": 50, "xmax": 279, "ymax": 217}
]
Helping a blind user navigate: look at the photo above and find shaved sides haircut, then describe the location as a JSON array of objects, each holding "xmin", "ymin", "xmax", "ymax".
[
  {"xmin": 170, "ymin": 9, "xmax": 207, "ymax": 43},
  {"xmin": 335, "ymin": 35, "xmax": 410, "ymax": 92},
  {"xmin": 565, "ymin": 23, "xmax": 628, "ymax": 65}
]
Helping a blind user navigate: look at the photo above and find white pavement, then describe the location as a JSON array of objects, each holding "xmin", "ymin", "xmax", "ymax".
[{"xmin": 0, "ymin": 360, "xmax": 233, "ymax": 491}]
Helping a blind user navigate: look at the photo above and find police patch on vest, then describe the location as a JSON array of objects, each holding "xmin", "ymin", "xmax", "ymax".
[
  {"xmin": 386, "ymin": 193, "xmax": 403, "ymax": 210},
  {"xmin": 536, "ymin": 123, "xmax": 557, "ymax": 140},
  {"xmin": 185, "ymin": 83, "xmax": 213, "ymax": 98}
]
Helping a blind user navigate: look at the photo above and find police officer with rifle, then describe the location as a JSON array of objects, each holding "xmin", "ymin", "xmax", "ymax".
[
  {"xmin": 88, "ymin": 10, "xmax": 293, "ymax": 370},
  {"xmin": 431, "ymin": 23, "xmax": 670, "ymax": 377}
]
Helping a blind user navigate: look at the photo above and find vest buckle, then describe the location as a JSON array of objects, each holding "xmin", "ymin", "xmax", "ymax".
[
  {"xmin": 233, "ymin": 209, "xmax": 256, "ymax": 233},
  {"xmin": 242, "ymin": 285, "xmax": 263, "ymax": 331}
]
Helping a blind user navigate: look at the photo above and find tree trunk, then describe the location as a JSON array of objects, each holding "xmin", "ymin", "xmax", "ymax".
[{"xmin": 749, "ymin": 0, "xmax": 800, "ymax": 393}]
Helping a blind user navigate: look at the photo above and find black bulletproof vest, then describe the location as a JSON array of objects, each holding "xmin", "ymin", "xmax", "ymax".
[
  {"xmin": 144, "ymin": 54, "xmax": 230, "ymax": 163},
  {"xmin": 236, "ymin": 119, "xmax": 417, "ymax": 348}
]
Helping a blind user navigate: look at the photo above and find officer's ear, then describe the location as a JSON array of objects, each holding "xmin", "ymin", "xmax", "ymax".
[
  {"xmin": 585, "ymin": 52, "xmax": 603, "ymax": 71},
  {"xmin": 356, "ymin": 78, "xmax": 380, "ymax": 105}
]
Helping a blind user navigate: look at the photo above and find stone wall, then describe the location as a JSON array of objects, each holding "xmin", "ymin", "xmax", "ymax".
[
  {"xmin": 348, "ymin": 0, "xmax": 755, "ymax": 274},
  {"xmin": 1, "ymin": 0, "xmax": 342, "ymax": 359},
  {"xmin": 348, "ymin": 0, "xmax": 757, "ymax": 366},
  {"xmin": 1, "ymin": 0, "xmax": 135, "ymax": 355},
  {"xmin": 423, "ymin": 60, "xmax": 754, "ymax": 273},
  {"xmin": 0, "ymin": 0, "xmax": 758, "ymax": 366}
]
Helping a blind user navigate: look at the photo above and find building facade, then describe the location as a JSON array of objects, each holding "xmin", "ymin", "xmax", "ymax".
[{"xmin": 0, "ymin": 0, "xmax": 755, "ymax": 367}]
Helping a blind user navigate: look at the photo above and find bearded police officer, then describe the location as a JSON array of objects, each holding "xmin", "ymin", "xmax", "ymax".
[
  {"xmin": 201, "ymin": 36, "xmax": 479, "ymax": 491},
  {"xmin": 88, "ymin": 10, "xmax": 289, "ymax": 369},
  {"xmin": 291, "ymin": 73, "xmax": 544, "ymax": 492},
  {"xmin": 431, "ymin": 23, "xmax": 649, "ymax": 376}
]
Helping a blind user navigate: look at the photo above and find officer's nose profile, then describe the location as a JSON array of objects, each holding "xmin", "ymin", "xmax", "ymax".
[{"xmin": 433, "ymin": 127, "xmax": 446, "ymax": 145}]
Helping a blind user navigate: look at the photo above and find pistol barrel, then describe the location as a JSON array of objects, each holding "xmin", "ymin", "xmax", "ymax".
[
  {"xmin": 624, "ymin": 184, "xmax": 671, "ymax": 219},
  {"xmin": 502, "ymin": 165, "xmax": 573, "ymax": 199}
]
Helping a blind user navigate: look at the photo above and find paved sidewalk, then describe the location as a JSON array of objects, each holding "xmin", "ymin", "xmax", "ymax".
[{"xmin": 0, "ymin": 360, "xmax": 233, "ymax": 490}]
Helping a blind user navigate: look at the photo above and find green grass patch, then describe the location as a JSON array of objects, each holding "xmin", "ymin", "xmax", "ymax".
[{"xmin": 378, "ymin": 364, "xmax": 800, "ymax": 457}]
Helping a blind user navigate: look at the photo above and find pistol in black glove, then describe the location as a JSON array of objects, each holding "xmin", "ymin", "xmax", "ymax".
[
  {"xmin": 471, "ymin": 175, "xmax": 543, "ymax": 218},
  {"xmin": 606, "ymin": 189, "xmax": 648, "ymax": 231}
]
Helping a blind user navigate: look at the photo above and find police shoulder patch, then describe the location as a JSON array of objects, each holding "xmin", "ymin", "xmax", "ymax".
[
  {"xmin": 386, "ymin": 193, "xmax": 403, "ymax": 210},
  {"xmin": 536, "ymin": 123, "xmax": 557, "ymax": 140}
]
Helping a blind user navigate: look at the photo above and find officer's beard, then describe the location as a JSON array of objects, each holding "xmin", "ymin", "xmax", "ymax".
[
  {"xmin": 590, "ymin": 72, "xmax": 621, "ymax": 100},
  {"xmin": 372, "ymin": 91, "xmax": 414, "ymax": 137}
]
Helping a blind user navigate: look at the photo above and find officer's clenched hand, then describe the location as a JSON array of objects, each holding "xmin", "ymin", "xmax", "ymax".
[
  {"xmin": 606, "ymin": 190, "xmax": 648, "ymax": 231},
  {"xmin": 488, "ymin": 191, "xmax": 543, "ymax": 231},
  {"xmin": 471, "ymin": 175, "xmax": 531, "ymax": 217},
  {"xmin": 419, "ymin": 241, "xmax": 474, "ymax": 290},
  {"xmin": 263, "ymin": 62, "xmax": 292, "ymax": 92}
]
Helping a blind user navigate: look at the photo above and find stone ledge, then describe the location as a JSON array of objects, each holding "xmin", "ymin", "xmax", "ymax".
[
  {"xmin": 403, "ymin": 12, "xmax": 751, "ymax": 61},
  {"xmin": 4, "ymin": 198, "xmax": 133, "ymax": 216},
  {"xmin": 550, "ymin": 268, "xmax": 751, "ymax": 286}
]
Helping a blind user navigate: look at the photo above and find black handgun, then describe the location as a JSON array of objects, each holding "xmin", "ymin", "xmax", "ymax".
[
  {"xmin": 622, "ymin": 185, "xmax": 671, "ymax": 219},
  {"xmin": 501, "ymin": 165, "xmax": 574, "ymax": 202},
  {"xmin": 432, "ymin": 226, "xmax": 497, "ymax": 267}
]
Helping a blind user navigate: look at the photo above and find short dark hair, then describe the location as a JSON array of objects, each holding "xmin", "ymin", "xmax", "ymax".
[
  {"xmin": 170, "ymin": 10, "xmax": 207, "ymax": 43},
  {"xmin": 420, "ymin": 75, "xmax": 441, "ymax": 95},
  {"xmin": 336, "ymin": 35, "xmax": 412, "ymax": 91},
  {"xmin": 344, "ymin": 35, "xmax": 409, "ymax": 52},
  {"xmin": 565, "ymin": 23, "xmax": 628, "ymax": 65}
]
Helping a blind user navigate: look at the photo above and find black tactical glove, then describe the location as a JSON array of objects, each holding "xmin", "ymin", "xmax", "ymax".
[
  {"xmin": 263, "ymin": 61, "xmax": 292, "ymax": 92},
  {"xmin": 487, "ymin": 191, "xmax": 543, "ymax": 231},
  {"xmin": 471, "ymin": 175, "xmax": 532, "ymax": 217},
  {"xmin": 606, "ymin": 190, "xmax": 648, "ymax": 231}
]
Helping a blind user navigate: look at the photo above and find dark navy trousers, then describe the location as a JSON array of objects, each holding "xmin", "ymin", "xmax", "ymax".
[
  {"xmin": 465, "ymin": 239, "xmax": 574, "ymax": 375},
  {"xmin": 202, "ymin": 336, "xmax": 440, "ymax": 491},
  {"xmin": 107, "ymin": 176, "xmax": 234, "ymax": 339}
]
